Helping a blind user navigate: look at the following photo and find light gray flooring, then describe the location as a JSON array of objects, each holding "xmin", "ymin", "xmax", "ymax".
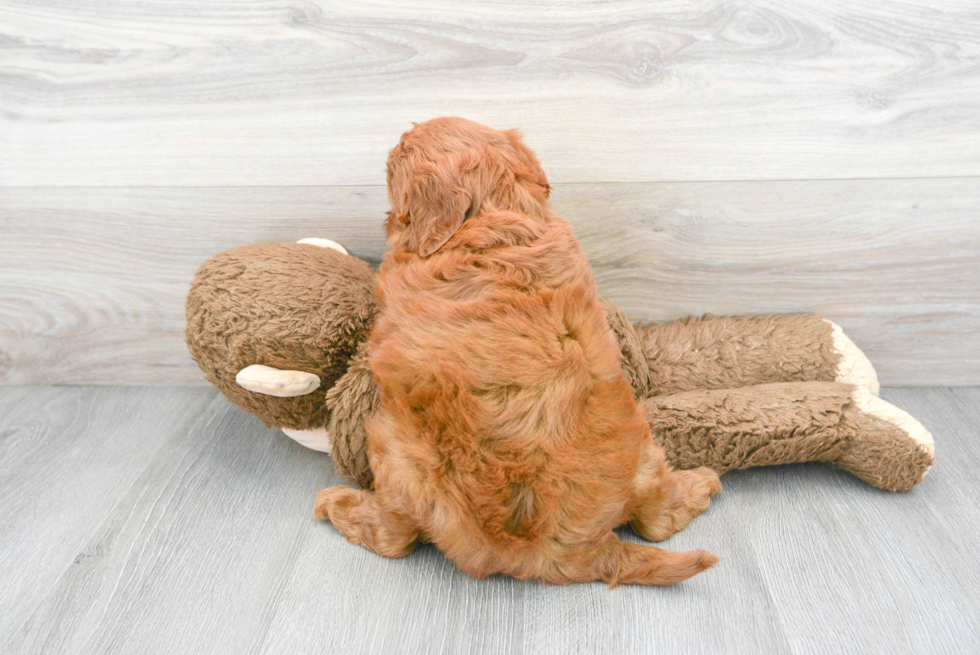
[{"xmin": 1, "ymin": 386, "xmax": 978, "ymax": 654}]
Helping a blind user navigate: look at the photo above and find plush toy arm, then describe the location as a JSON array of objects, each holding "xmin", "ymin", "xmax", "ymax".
[
  {"xmin": 645, "ymin": 381, "xmax": 933, "ymax": 491},
  {"xmin": 296, "ymin": 237, "xmax": 349, "ymax": 254},
  {"xmin": 235, "ymin": 364, "xmax": 321, "ymax": 397},
  {"xmin": 634, "ymin": 313, "xmax": 879, "ymax": 397},
  {"xmin": 324, "ymin": 342, "xmax": 379, "ymax": 488},
  {"xmin": 233, "ymin": 364, "xmax": 333, "ymax": 451}
]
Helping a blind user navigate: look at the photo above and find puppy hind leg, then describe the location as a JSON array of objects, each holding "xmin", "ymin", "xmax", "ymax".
[
  {"xmin": 631, "ymin": 466, "xmax": 721, "ymax": 543},
  {"xmin": 314, "ymin": 486, "xmax": 419, "ymax": 558}
]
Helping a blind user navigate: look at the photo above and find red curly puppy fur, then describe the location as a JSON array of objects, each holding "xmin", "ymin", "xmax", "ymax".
[{"xmin": 315, "ymin": 117, "xmax": 720, "ymax": 586}]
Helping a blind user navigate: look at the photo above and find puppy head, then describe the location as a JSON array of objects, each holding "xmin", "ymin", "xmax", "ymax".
[{"xmin": 385, "ymin": 117, "xmax": 551, "ymax": 257}]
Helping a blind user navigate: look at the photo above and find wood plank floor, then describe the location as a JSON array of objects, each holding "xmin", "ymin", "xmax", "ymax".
[{"xmin": 1, "ymin": 386, "xmax": 977, "ymax": 654}]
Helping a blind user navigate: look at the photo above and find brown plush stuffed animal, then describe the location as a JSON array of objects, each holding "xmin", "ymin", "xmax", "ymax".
[{"xmin": 186, "ymin": 239, "xmax": 934, "ymax": 492}]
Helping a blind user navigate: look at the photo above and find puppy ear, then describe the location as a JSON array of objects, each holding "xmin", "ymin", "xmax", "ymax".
[
  {"xmin": 504, "ymin": 129, "xmax": 551, "ymax": 199},
  {"xmin": 410, "ymin": 164, "xmax": 473, "ymax": 258}
]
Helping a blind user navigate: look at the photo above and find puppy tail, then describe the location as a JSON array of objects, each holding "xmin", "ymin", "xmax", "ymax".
[{"xmin": 586, "ymin": 536, "xmax": 719, "ymax": 587}]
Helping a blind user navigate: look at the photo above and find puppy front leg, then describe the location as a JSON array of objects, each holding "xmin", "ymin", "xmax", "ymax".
[
  {"xmin": 630, "ymin": 463, "xmax": 721, "ymax": 543},
  {"xmin": 314, "ymin": 486, "xmax": 419, "ymax": 558}
]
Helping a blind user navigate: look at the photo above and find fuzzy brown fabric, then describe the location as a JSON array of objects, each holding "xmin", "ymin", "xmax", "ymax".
[
  {"xmin": 599, "ymin": 298, "xmax": 653, "ymax": 399},
  {"xmin": 838, "ymin": 403, "xmax": 935, "ymax": 491},
  {"xmin": 636, "ymin": 313, "xmax": 840, "ymax": 396},
  {"xmin": 325, "ymin": 341, "xmax": 379, "ymax": 488},
  {"xmin": 185, "ymin": 243, "xmax": 931, "ymax": 493},
  {"xmin": 185, "ymin": 243, "xmax": 378, "ymax": 430},
  {"xmin": 646, "ymin": 381, "xmax": 852, "ymax": 473},
  {"xmin": 645, "ymin": 381, "xmax": 932, "ymax": 491}
]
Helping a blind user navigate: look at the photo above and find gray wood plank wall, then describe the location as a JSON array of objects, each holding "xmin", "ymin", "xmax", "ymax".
[{"xmin": 1, "ymin": 0, "xmax": 978, "ymax": 385}]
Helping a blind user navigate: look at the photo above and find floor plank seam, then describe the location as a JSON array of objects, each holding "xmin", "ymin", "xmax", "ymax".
[{"xmin": 3, "ymin": 173, "xmax": 980, "ymax": 190}]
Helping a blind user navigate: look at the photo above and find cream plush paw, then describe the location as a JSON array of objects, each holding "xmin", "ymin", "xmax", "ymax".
[
  {"xmin": 235, "ymin": 364, "xmax": 320, "ymax": 397},
  {"xmin": 296, "ymin": 238, "xmax": 349, "ymax": 255},
  {"xmin": 281, "ymin": 427, "xmax": 333, "ymax": 453},
  {"xmin": 825, "ymin": 320, "xmax": 880, "ymax": 396}
]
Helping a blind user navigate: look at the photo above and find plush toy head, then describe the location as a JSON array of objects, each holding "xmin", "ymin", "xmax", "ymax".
[{"xmin": 185, "ymin": 242, "xmax": 378, "ymax": 433}]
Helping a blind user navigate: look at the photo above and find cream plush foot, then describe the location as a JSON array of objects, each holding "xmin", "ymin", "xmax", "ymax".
[
  {"xmin": 835, "ymin": 386, "xmax": 934, "ymax": 490},
  {"xmin": 825, "ymin": 320, "xmax": 880, "ymax": 396}
]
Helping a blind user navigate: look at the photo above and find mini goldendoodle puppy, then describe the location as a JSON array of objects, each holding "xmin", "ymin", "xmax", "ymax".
[{"xmin": 315, "ymin": 117, "xmax": 720, "ymax": 585}]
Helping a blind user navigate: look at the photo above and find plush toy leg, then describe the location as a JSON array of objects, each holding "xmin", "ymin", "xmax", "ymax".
[
  {"xmin": 633, "ymin": 313, "xmax": 879, "ymax": 396},
  {"xmin": 314, "ymin": 486, "xmax": 419, "ymax": 558},
  {"xmin": 838, "ymin": 387, "xmax": 935, "ymax": 491},
  {"xmin": 644, "ymin": 381, "xmax": 933, "ymax": 491}
]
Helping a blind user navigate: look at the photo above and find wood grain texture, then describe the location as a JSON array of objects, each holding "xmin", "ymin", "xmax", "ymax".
[
  {"xmin": 0, "ymin": 386, "xmax": 215, "ymax": 642},
  {"xmin": 564, "ymin": 179, "xmax": 980, "ymax": 387},
  {"xmin": 257, "ymin": 492, "xmax": 790, "ymax": 655},
  {"xmin": 2, "ymin": 388, "xmax": 329, "ymax": 655},
  {"xmin": 2, "ymin": 0, "xmax": 979, "ymax": 186},
  {"xmin": 1, "ymin": 386, "xmax": 978, "ymax": 654},
  {"xmin": 2, "ymin": 179, "xmax": 977, "ymax": 386},
  {"xmin": 724, "ymin": 387, "xmax": 980, "ymax": 653}
]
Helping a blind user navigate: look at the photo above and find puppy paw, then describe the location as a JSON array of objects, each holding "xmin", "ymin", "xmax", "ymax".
[
  {"xmin": 687, "ymin": 466, "xmax": 722, "ymax": 498},
  {"xmin": 314, "ymin": 485, "xmax": 362, "ymax": 521},
  {"xmin": 633, "ymin": 467, "xmax": 721, "ymax": 542},
  {"xmin": 675, "ymin": 467, "xmax": 722, "ymax": 515}
]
